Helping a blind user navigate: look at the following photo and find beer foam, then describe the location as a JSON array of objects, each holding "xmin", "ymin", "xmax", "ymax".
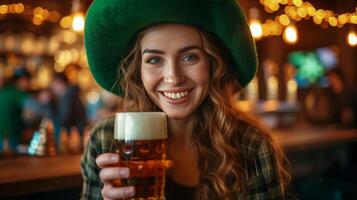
[{"xmin": 114, "ymin": 112, "xmax": 167, "ymax": 140}]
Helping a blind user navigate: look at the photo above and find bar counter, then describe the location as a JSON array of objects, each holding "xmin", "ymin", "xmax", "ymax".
[
  {"xmin": 0, "ymin": 154, "xmax": 82, "ymax": 198},
  {"xmin": 0, "ymin": 126, "xmax": 357, "ymax": 198},
  {"xmin": 271, "ymin": 126, "xmax": 357, "ymax": 152}
]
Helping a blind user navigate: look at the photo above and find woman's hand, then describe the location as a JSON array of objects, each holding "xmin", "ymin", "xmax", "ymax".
[{"xmin": 96, "ymin": 153, "xmax": 135, "ymax": 200}]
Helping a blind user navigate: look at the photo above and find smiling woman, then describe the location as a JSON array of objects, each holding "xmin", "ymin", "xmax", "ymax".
[{"xmin": 81, "ymin": 0, "xmax": 290, "ymax": 200}]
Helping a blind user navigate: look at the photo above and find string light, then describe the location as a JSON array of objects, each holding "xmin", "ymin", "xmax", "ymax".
[
  {"xmin": 283, "ymin": 24, "xmax": 298, "ymax": 45},
  {"xmin": 72, "ymin": 13, "xmax": 85, "ymax": 32},
  {"xmin": 259, "ymin": 0, "xmax": 357, "ymax": 29},
  {"xmin": 60, "ymin": 16, "xmax": 72, "ymax": 29},
  {"xmin": 0, "ymin": 3, "xmax": 60, "ymax": 25},
  {"xmin": 347, "ymin": 30, "xmax": 357, "ymax": 47},
  {"xmin": 250, "ymin": 19, "xmax": 263, "ymax": 40},
  {"xmin": 70, "ymin": 0, "xmax": 85, "ymax": 33}
]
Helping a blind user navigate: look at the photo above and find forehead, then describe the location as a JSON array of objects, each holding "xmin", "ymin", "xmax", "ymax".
[{"xmin": 140, "ymin": 23, "xmax": 202, "ymax": 49}]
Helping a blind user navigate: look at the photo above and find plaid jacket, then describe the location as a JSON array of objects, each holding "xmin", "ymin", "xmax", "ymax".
[{"xmin": 80, "ymin": 117, "xmax": 285, "ymax": 200}]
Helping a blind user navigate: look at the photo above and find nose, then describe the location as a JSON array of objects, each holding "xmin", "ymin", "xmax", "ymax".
[{"xmin": 164, "ymin": 61, "xmax": 185, "ymax": 85}]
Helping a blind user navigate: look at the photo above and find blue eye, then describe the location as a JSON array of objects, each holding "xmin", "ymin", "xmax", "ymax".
[
  {"xmin": 182, "ymin": 54, "xmax": 198, "ymax": 62},
  {"xmin": 145, "ymin": 57, "xmax": 162, "ymax": 64}
]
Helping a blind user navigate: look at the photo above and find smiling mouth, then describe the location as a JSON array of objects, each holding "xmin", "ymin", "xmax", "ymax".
[{"xmin": 160, "ymin": 89, "xmax": 193, "ymax": 100}]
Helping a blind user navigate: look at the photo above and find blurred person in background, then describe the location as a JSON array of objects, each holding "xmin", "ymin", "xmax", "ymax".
[
  {"xmin": 23, "ymin": 89, "xmax": 60, "ymax": 143},
  {"xmin": 326, "ymin": 68, "xmax": 357, "ymax": 180},
  {"xmin": 325, "ymin": 68, "xmax": 357, "ymax": 127},
  {"xmin": 50, "ymin": 72, "xmax": 87, "ymax": 135},
  {"xmin": 37, "ymin": 89, "xmax": 59, "ymax": 135},
  {"xmin": 0, "ymin": 67, "xmax": 31, "ymax": 152}
]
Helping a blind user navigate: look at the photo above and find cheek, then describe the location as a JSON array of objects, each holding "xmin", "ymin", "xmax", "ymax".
[
  {"xmin": 141, "ymin": 68, "xmax": 159, "ymax": 91},
  {"xmin": 193, "ymin": 62, "xmax": 210, "ymax": 85}
]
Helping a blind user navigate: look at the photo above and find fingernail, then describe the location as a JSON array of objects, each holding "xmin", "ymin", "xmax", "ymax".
[
  {"xmin": 110, "ymin": 155, "xmax": 119, "ymax": 162},
  {"xmin": 119, "ymin": 168, "xmax": 129, "ymax": 178},
  {"xmin": 124, "ymin": 187, "xmax": 135, "ymax": 197}
]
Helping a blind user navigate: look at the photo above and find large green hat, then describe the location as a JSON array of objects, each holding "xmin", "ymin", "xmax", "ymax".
[{"xmin": 85, "ymin": 0, "xmax": 257, "ymax": 95}]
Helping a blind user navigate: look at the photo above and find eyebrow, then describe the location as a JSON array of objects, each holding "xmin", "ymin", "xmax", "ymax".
[{"xmin": 142, "ymin": 45, "xmax": 202, "ymax": 55}]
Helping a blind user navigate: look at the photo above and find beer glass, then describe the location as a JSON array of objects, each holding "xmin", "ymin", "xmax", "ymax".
[{"xmin": 114, "ymin": 112, "xmax": 167, "ymax": 200}]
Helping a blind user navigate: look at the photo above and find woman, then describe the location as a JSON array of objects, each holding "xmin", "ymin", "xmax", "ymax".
[{"xmin": 81, "ymin": 0, "xmax": 290, "ymax": 199}]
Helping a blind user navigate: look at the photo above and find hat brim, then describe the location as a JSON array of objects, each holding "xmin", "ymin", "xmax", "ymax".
[{"xmin": 85, "ymin": 0, "xmax": 257, "ymax": 95}]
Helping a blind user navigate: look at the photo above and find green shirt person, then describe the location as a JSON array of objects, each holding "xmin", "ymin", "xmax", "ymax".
[
  {"xmin": 81, "ymin": 0, "xmax": 290, "ymax": 199},
  {"xmin": 0, "ymin": 68, "xmax": 30, "ymax": 152}
]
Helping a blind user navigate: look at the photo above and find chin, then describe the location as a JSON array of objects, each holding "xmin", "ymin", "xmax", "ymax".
[{"xmin": 163, "ymin": 110, "xmax": 192, "ymax": 120}]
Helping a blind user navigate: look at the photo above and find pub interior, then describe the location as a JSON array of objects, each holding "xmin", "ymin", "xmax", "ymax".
[{"xmin": 0, "ymin": 0, "xmax": 356, "ymax": 199}]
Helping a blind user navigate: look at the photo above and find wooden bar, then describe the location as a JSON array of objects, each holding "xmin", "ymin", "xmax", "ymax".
[
  {"xmin": 0, "ymin": 126, "xmax": 356, "ymax": 198},
  {"xmin": 0, "ymin": 154, "xmax": 82, "ymax": 198},
  {"xmin": 271, "ymin": 126, "xmax": 357, "ymax": 152}
]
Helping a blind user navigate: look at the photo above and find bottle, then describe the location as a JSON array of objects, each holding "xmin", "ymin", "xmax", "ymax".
[
  {"xmin": 27, "ymin": 118, "xmax": 56, "ymax": 156},
  {"xmin": 68, "ymin": 127, "xmax": 81, "ymax": 154},
  {"xmin": 59, "ymin": 127, "xmax": 69, "ymax": 154}
]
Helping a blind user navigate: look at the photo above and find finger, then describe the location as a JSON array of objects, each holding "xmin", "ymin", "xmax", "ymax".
[
  {"xmin": 96, "ymin": 153, "xmax": 119, "ymax": 168},
  {"xmin": 99, "ymin": 167, "xmax": 130, "ymax": 183},
  {"xmin": 102, "ymin": 184, "xmax": 135, "ymax": 199}
]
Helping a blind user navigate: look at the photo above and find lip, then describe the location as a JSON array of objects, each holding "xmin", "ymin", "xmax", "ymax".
[{"xmin": 159, "ymin": 88, "xmax": 193, "ymax": 105}]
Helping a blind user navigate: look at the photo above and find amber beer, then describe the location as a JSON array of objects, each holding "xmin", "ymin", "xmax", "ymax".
[{"xmin": 114, "ymin": 112, "xmax": 167, "ymax": 200}]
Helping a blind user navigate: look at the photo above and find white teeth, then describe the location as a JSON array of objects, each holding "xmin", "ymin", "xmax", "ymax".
[{"xmin": 162, "ymin": 90, "xmax": 190, "ymax": 100}]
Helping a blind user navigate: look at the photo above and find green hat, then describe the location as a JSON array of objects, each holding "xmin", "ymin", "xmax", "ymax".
[{"xmin": 85, "ymin": 0, "xmax": 257, "ymax": 95}]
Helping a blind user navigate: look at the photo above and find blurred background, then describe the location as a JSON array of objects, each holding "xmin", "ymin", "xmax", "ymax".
[{"xmin": 0, "ymin": 0, "xmax": 356, "ymax": 199}]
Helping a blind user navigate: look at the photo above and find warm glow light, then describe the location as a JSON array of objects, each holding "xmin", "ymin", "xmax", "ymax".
[
  {"xmin": 249, "ymin": 19, "xmax": 263, "ymax": 40},
  {"xmin": 267, "ymin": 76, "xmax": 278, "ymax": 100},
  {"xmin": 7, "ymin": 4, "xmax": 15, "ymax": 13},
  {"xmin": 351, "ymin": 15, "xmax": 357, "ymax": 24},
  {"xmin": 37, "ymin": 66, "xmax": 51, "ymax": 88},
  {"xmin": 14, "ymin": 3, "xmax": 24, "ymax": 13},
  {"xmin": 54, "ymin": 63, "xmax": 65, "ymax": 73},
  {"xmin": 286, "ymin": 6, "xmax": 297, "ymax": 19},
  {"xmin": 297, "ymin": 7, "xmax": 307, "ymax": 18},
  {"xmin": 60, "ymin": 16, "xmax": 72, "ymax": 29},
  {"xmin": 258, "ymin": 0, "xmax": 354, "ymax": 30},
  {"xmin": 283, "ymin": 24, "xmax": 298, "ymax": 45},
  {"xmin": 313, "ymin": 15, "xmax": 323, "ymax": 24},
  {"xmin": 316, "ymin": 9, "xmax": 326, "ymax": 18},
  {"xmin": 338, "ymin": 14, "xmax": 349, "ymax": 25},
  {"xmin": 287, "ymin": 79, "xmax": 297, "ymax": 103},
  {"xmin": 279, "ymin": 14, "xmax": 291, "ymax": 26},
  {"xmin": 328, "ymin": 17, "xmax": 338, "ymax": 26},
  {"xmin": 33, "ymin": 15, "xmax": 43, "ymax": 25},
  {"xmin": 33, "ymin": 7, "xmax": 43, "ymax": 15},
  {"xmin": 72, "ymin": 13, "xmax": 85, "ymax": 32},
  {"xmin": 61, "ymin": 30, "xmax": 77, "ymax": 44},
  {"xmin": 0, "ymin": 5, "xmax": 8, "ymax": 14},
  {"xmin": 246, "ymin": 77, "xmax": 259, "ymax": 102},
  {"xmin": 306, "ymin": 6, "xmax": 316, "ymax": 16},
  {"xmin": 42, "ymin": 9, "xmax": 50, "ymax": 20},
  {"xmin": 78, "ymin": 69, "xmax": 91, "ymax": 89},
  {"xmin": 279, "ymin": 0, "xmax": 289, "ymax": 5},
  {"xmin": 292, "ymin": 0, "xmax": 303, "ymax": 7},
  {"xmin": 347, "ymin": 31, "xmax": 357, "ymax": 47}
]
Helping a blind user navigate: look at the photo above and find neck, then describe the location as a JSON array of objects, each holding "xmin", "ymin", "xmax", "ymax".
[{"xmin": 168, "ymin": 115, "xmax": 196, "ymax": 143}]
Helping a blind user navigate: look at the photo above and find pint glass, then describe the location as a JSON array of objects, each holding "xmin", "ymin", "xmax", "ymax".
[{"xmin": 113, "ymin": 112, "xmax": 167, "ymax": 200}]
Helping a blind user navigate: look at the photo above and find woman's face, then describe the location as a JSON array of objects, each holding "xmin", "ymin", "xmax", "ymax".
[{"xmin": 140, "ymin": 24, "xmax": 210, "ymax": 120}]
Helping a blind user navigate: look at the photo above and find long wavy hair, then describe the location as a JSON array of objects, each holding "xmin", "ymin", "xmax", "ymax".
[{"xmin": 117, "ymin": 25, "xmax": 290, "ymax": 199}]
